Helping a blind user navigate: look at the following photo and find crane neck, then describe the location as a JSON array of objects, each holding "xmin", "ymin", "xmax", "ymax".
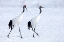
[{"xmin": 39, "ymin": 8, "xmax": 42, "ymax": 14}]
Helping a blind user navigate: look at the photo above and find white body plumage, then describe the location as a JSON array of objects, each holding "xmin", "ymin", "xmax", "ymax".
[
  {"xmin": 30, "ymin": 14, "xmax": 41, "ymax": 28},
  {"xmin": 12, "ymin": 13, "xmax": 23, "ymax": 26}
]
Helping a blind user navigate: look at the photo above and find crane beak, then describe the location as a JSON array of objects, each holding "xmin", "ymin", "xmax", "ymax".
[{"xmin": 41, "ymin": 7, "xmax": 44, "ymax": 8}]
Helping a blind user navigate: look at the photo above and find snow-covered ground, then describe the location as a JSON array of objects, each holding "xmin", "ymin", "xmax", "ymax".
[{"xmin": 0, "ymin": 0, "xmax": 64, "ymax": 42}]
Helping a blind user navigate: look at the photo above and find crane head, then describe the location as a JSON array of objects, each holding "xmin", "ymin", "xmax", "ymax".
[{"xmin": 39, "ymin": 6, "xmax": 44, "ymax": 9}]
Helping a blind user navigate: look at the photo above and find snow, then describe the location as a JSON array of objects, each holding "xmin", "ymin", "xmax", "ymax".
[{"xmin": 0, "ymin": 0, "xmax": 64, "ymax": 42}]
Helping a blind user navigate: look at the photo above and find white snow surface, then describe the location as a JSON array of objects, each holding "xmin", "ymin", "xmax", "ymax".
[{"xmin": 0, "ymin": 0, "xmax": 64, "ymax": 42}]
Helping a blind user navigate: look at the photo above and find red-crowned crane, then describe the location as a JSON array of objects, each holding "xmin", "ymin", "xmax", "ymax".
[
  {"xmin": 7, "ymin": 5, "xmax": 27, "ymax": 38},
  {"xmin": 28, "ymin": 6, "xmax": 44, "ymax": 37}
]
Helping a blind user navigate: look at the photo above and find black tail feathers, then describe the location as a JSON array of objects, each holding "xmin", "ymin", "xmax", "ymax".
[
  {"xmin": 8, "ymin": 20, "xmax": 13, "ymax": 30},
  {"xmin": 28, "ymin": 21, "xmax": 32, "ymax": 30}
]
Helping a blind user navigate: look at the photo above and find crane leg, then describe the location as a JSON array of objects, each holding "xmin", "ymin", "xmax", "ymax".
[
  {"xmin": 33, "ymin": 28, "xmax": 35, "ymax": 37},
  {"xmin": 32, "ymin": 28, "xmax": 39, "ymax": 37},
  {"xmin": 7, "ymin": 28, "xmax": 13, "ymax": 38},
  {"xmin": 33, "ymin": 33, "xmax": 34, "ymax": 37},
  {"xmin": 19, "ymin": 27, "xmax": 22, "ymax": 38}
]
